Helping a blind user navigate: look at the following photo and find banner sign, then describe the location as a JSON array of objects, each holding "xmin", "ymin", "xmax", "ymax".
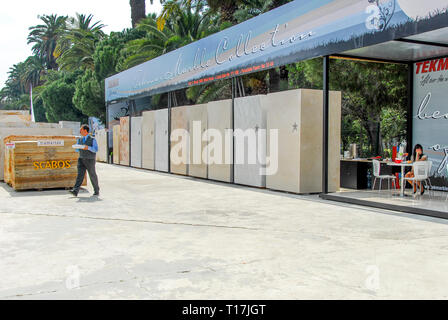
[
  {"xmin": 106, "ymin": 0, "xmax": 448, "ymax": 102},
  {"xmin": 413, "ymin": 57, "xmax": 448, "ymax": 191}
]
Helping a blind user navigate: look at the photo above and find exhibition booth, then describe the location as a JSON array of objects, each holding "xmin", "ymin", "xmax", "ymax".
[{"xmin": 103, "ymin": 0, "xmax": 448, "ymax": 219}]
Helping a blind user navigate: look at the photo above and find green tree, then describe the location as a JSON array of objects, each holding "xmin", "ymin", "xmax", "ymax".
[
  {"xmin": 41, "ymin": 71, "xmax": 87, "ymax": 123},
  {"xmin": 288, "ymin": 58, "xmax": 407, "ymax": 156},
  {"xmin": 73, "ymin": 69, "xmax": 106, "ymax": 122},
  {"xmin": 27, "ymin": 14, "xmax": 68, "ymax": 70},
  {"xmin": 32, "ymin": 94, "xmax": 49, "ymax": 122}
]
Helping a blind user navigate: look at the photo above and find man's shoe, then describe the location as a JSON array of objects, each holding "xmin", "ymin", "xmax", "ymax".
[{"xmin": 69, "ymin": 189, "xmax": 78, "ymax": 197}]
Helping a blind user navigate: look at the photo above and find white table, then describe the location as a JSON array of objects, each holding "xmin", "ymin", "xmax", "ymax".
[{"xmin": 387, "ymin": 162, "xmax": 413, "ymax": 197}]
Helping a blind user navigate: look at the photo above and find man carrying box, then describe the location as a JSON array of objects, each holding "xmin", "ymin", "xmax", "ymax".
[{"xmin": 69, "ymin": 124, "xmax": 100, "ymax": 197}]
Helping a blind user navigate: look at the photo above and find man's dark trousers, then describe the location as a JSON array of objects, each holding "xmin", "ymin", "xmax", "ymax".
[{"xmin": 73, "ymin": 158, "xmax": 99, "ymax": 194}]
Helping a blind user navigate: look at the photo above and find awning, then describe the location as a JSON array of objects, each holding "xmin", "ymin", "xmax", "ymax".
[{"xmin": 106, "ymin": 0, "xmax": 448, "ymax": 102}]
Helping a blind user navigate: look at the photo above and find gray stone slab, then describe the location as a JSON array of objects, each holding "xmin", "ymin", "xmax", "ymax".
[
  {"xmin": 234, "ymin": 95, "xmax": 267, "ymax": 188},
  {"xmin": 131, "ymin": 117, "xmax": 142, "ymax": 168}
]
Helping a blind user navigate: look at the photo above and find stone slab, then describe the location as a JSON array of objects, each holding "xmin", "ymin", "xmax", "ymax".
[
  {"xmin": 96, "ymin": 129, "xmax": 108, "ymax": 163},
  {"xmin": 155, "ymin": 109, "xmax": 169, "ymax": 172},
  {"xmin": 113, "ymin": 125, "xmax": 121, "ymax": 165},
  {"xmin": 265, "ymin": 89, "xmax": 341, "ymax": 194},
  {"xmin": 170, "ymin": 106, "xmax": 189, "ymax": 175},
  {"xmin": 234, "ymin": 95, "xmax": 267, "ymax": 188},
  {"xmin": 207, "ymin": 100, "xmax": 233, "ymax": 183},
  {"xmin": 59, "ymin": 121, "xmax": 81, "ymax": 135},
  {"xmin": 119, "ymin": 117, "xmax": 130, "ymax": 166},
  {"xmin": 0, "ymin": 122, "xmax": 59, "ymax": 129},
  {"xmin": 188, "ymin": 104, "xmax": 208, "ymax": 179},
  {"xmin": 141, "ymin": 111, "xmax": 155, "ymax": 170},
  {"xmin": 0, "ymin": 110, "xmax": 31, "ymax": 123},
  {"xmin": 131, "ymin": 117, "xmax": 143, "ymax": 168}
]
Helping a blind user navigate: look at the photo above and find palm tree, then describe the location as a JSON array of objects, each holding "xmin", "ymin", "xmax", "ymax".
[
  {"xmin": 130, "ymin": 0, "xmax": 147, "ymax": 28},
  {"xmin": 55, "ymin": 14, "xmax": 106, "ymax": 71},
  {"xmin": 27, "ymin": 14, "xmax": 68, "ymax": 70},
  {"xmin": 120, "ymin": 5, "xmax": 214, "ymax": 70},
  {"xmin": 69, "ymin": 13, "xmax": 106, "ymax": 35},
  {"xmin": 56, "ymin": 30, "xmax": 99, "ymax": 71},
  {"xmin": 21, "ymin": 56, "xmax": 46, "ymax": 89}
]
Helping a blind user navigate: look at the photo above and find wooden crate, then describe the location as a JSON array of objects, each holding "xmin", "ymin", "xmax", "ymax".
[
  {"xmin": 4, "ymin": 135, "xmax": 85, "ymax": 191},
  {"xmin": 0, "ymin": 128, "xmax": 73, "ymax": 181}
]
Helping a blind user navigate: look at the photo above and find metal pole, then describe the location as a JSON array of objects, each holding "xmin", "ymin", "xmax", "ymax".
[
  {"xmin": 129, "ymin": 100, "xmax": 134, "ymax": 167},
  {"xmin": 231, "ymin": 78, "xmax": 236, "ymax": 183},
  {"xmin": 106, "ymin": 103, "xmax": 110, "ymax": 164},
  {"xmin": 407, "ymin": 63, "xmax": 414, "ymax": 155},
  {"xmin": 168, "ymin": 92, "xmax": 172, "ymax": 173},
  {"xmin": 322, "ymin": 56, "xmax": 330, "ymax": 194}
]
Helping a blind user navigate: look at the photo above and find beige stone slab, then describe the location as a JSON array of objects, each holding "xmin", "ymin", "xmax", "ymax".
[
  {"xmin": 141, "ymin": 111, "xmax": 155, "ymax": 170},
  {"xmin": 155, "ymin": 109, "xmax": 169, "ymax": 172},
  {"xmin": 0, "ymin": 122, "xmax": 59, "ymax": 129},
  {"xmin": 265, "ymin": 90, "xmax": 301, "ymax": 193},
  {"xmin": 265, "ymin": 89, "xmax": 341, "ymax": 194},
  {"xmin": 59, "ymin": 121, "xmax": 81, "ymax": 135},
  {"xmin": 131, "ymin": 117, "xmax": 142, "ymax": 168},
  {"xmin": 119, "ymin": 117, "xmax": 130, "ymax": 166},
  {"xmin": 329, "ymin": 91, "xmax": 342, "ymax": 192},
  {"xmin": 113, "ymin": 125, "xmax": 121, "ymax": 165},
  {"xmin": 96, "ymin": 129, "xmax": 108, "ymax": 163},
  {"xmin": 188, "ymin": 104, "xmax": 208, "ymax": 179},
  {"xmin": 0, "ymin": 127, "xmax": 72, "ymax": 181},
  {"xmin": 0, "ymin": 110, "xmax": 31, "ymax": 123},
  {"xmin": 170, "ymin": 106, "xmax": 189, "ymax": 175},
  {"xmin": 207, "ymin": 99, "xmax": 233, "ymax": 183}
]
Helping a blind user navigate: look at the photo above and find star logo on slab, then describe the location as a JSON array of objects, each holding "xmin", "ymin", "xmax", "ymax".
[{"xmin": 292, "ymin": 122, "xmax": 298, "ymax": 132}]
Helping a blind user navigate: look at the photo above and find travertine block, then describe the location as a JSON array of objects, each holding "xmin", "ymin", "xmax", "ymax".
[
  {"xmin": 96, "ymin": 129, "xmax": 108, "ymax": 163},
  {"xmin": 0, "ymin": 110, "xmax": 31, "ymax": 123},
  {"xmin": 188, "ymin": 104, "xmax": 208, "ymax": 179},
  {"xmin": 59, "ymin": 121, "xmax": 81, "ymax": 135},
  {"xmin": 113, "ymin": 125, "xmax": 120, "ymax": 164},
  {"xmin": 170, "ymin": 106, "xmax": 189, "ymax": 175},
  {"xmin": 0, "ymin": 122, "xmax": 59, "ymax": 129},
  {"xmin": 265, "ymin": 89, "xmax": 341, "ymax": 194},
  {"xmin": 119, "ymin": 117, "xmax": 130, "ymax": 166}
]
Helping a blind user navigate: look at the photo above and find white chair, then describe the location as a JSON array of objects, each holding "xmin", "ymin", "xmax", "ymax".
[
  {"xmin": 372, "ymin": 160, "xmax": 396, "ymax": 192},
  {"xmin": 424, "ymin": 160, "xmax": 433, "ymax": 196},
  {"xmin": 404, "ymin": 161, "xmax": 430, "ymax": 196}
]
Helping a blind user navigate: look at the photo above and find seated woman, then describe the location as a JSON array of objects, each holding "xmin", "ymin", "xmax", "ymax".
[{"xmin": 405, "ymin": 144, "xmax": 428, "ymax": 195}]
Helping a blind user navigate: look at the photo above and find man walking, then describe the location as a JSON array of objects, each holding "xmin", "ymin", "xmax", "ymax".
[{"xmin": 70, "ymin": 125, "xmax": 100, "ymax": 197}]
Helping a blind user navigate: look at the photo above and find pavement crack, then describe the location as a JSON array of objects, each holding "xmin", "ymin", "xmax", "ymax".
[{"xmin": 0, "ymin": 211, "xmax": 262, "ymax": 232}]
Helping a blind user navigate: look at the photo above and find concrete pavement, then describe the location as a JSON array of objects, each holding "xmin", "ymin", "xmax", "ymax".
[{"xmin": 1, "ymin": 163, "xmax": 448, "ymax": 299}]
